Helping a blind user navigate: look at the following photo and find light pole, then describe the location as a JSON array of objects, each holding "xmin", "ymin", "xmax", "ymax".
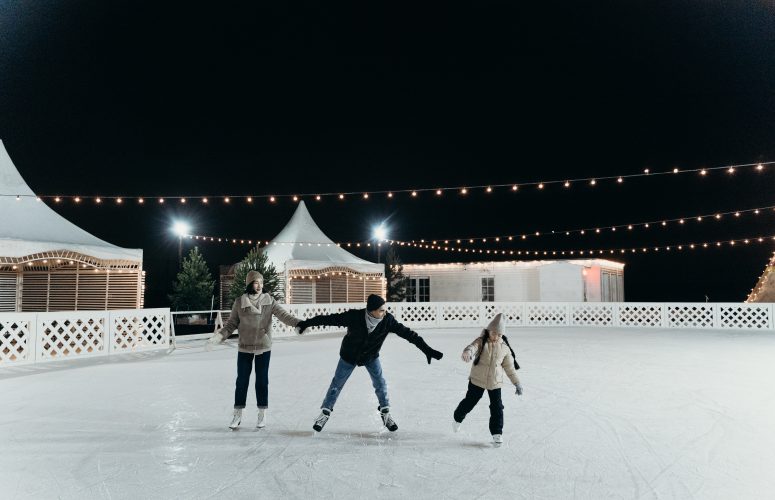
[
  {"xmin": 172, "ymin": 221, "xmax": 191, "ymax": 268},
  {"xmin": 373, "ymin": 224, "xmax": 388, "ymax": 263}
]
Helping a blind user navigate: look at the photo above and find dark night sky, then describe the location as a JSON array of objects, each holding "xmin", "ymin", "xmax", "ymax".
[{"xmin": 1, "ymin": 1, "xmax": 775, "ymax": 306}]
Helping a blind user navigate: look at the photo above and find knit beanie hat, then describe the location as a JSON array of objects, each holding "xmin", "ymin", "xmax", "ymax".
[
  {"xmin": 246, "ymin": 270, "xmax": 264, "ymax": 286},
  {"xmin": 366, "ymin": 294, "xmax": 386, "ymax": 312},
  {"xmin": 485, "ymin": 313, "xmax": 505, "ymax": 335}
]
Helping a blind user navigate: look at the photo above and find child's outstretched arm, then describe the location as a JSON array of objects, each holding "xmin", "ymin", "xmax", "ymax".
[
  {"xmin": 502, "ymin": 353, "xmax": 522, "ymax": 395},
  {"xmin": 461, "ymin": 338, "xmax": 481, "ymax": 362}
]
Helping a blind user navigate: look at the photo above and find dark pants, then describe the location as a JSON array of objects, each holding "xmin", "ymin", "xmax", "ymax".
[
  {"xmin": 234, "ymin": 350, "xmax": 271, "ymax": 409},
  {"xmin": 453, "ymin": 380, "xmax": 504, "ymax": 435}
]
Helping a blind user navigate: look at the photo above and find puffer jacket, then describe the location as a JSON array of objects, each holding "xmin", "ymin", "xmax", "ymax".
[
  {"xmin": 216, "ymin": 293, "xmax": 299, "ymax": 352},
  {"xmin": 464, "ymin": 338, "xmax": 520, "ymax": 390}
]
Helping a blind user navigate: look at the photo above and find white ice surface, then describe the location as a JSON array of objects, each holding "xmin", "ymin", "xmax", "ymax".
[{"xmin": 2, "ymin": 327, "xmax": 775, "ymax": 500}]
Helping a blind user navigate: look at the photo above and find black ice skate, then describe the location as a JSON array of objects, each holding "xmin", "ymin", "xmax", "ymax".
[{"xmin": 379, "ymin": 406, "xmax": 398, "ymax": 432}]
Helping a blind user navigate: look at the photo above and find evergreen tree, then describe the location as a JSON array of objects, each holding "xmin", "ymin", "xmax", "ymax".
[
  {"xmin": 169, "ymin": 247, "xmax": 215, "ymax": 311},
  {"xmin": 227, "ymin": 247, "xmax": 281, "ymax": 305},
  {"xmin": 385, "ymin": 246, "xmax": 408, "ymax": 302}
]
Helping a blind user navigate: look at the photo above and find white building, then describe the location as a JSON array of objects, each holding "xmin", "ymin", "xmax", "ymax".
[{"xmin": 401, "ymin": 259, "xmax": 624, "ymax": 302}]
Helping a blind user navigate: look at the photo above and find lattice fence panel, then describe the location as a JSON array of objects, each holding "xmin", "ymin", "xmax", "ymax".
[
  {"xmin": 484, "ymin": 303, "xmax": 524, "ymax": 326},
  {"xmin": 718, "ymin": 304, "xmax": 772, "ymax": 330},
  {"xmin": 440, "ymin": 303, "xmax": 481, "ymax": 327},
  {"xmin": 36, "ymin": 312, "xmax": 107, "ymax": 361},
  {"xmin": 0, "ymin": 315, "xmax": 34, "ymax": 365},
  {"xmin": 526, "ymin": 303, "xmax": 568, "ymax": 326},
  {"xmin": 571, "ymin": 304, "xmax": 615, "ymax": 326},
  {"xmin": 110, "ymin": 309, "xmax": 170, "ymax": 352},
  {"xmin": 398, "ymin": 304, "xmax": 438, "ymax": 326},
  {"xmin": 618, "ymin": 304, "xmax": 664, "ymax": 328},
  {"xmin": 667, "ymin": 305, "xmax": 715, "ymax": 329}
]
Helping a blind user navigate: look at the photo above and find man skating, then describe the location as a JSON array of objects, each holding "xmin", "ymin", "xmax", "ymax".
[{"xmin": 296, "ymin": 294, "xmax": 443, "ymax": 432}]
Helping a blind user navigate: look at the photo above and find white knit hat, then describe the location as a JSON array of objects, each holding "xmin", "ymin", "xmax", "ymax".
[
  {"xmin": 245, "ymin": 270, "xmax": 264, "ymax": 286},
  {"xmin": 486, "ymin": 313, "xmax": 505, "ymax": 335}
]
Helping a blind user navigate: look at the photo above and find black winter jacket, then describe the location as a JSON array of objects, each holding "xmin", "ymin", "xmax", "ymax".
[{"xmin": 303, "ymin": 309, "xmax": 429, "ymax": 366}]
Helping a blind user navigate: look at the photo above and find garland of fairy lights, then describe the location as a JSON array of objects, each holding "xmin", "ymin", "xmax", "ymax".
[
  {"xmin": 183, "ymin": 201, "xmax": 775, "ymax": 247},
  {"xmin": 3, "ymin": 160, "xmax": 771, "ymax": 203}
]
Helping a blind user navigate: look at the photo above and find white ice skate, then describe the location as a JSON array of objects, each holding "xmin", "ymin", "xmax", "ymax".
[
  {"xmin": 256, "ymin": 408, "xmax": 266, "ymax": 429},
  {"xmin": 492, "ymin": 434, "xmax": 503, "ymax": 447},
  {"xmin": 453, "ymin": 420, "xmax": 462, "ymax": 433},
  {"xmin": 229, "ymin": 409, "xmax": 242, "ymax": 430},
  {"xmin": 313, "ymin": 408, "xmax": 331, "ymax": 432}
]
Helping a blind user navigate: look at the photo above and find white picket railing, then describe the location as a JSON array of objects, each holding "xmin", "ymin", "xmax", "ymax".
[
  {"xmin": 210, "ymin": 301, "xmax": 775, "ymax": 339},
  {"xmin": 3, "ymin": 302, "xmax": 771, "ymax": 368},
  {"xmin": 0, "ymin": 308, "xmax": 171, "ymax": 367}
]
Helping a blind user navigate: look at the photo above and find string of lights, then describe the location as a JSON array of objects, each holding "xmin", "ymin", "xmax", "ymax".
[
  {"xmin": 184, "ymin": 202, "xmax": 775, "ymax": 248},
  {"xmin": 3, "ymin": 160, "xmax": 772, "ymax": 203},
  {"xmin": 382, "ymin": 203, "xmax": 775, "ymax": 243},
  {"xmin": 387, "ymin": 235, "xmax": 775, "ymax": 257},
  {"xmin": 183, "ymin": 232, "xmax": 775, "ymax": 257}
]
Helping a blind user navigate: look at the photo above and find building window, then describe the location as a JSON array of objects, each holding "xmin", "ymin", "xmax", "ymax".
[
  {"xmin": 481, "ymin": 277, "xmax": 495, "ymax": 302},
  {"xmin": 406, "ymin": 277, "xmax": 430, "ymax": 302}
]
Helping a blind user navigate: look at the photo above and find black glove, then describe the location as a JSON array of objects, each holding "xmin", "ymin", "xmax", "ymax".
[
  {"xmin": 416, "ymin": 338, "xmax": 443, "ymax": 365},
  {"xmin": 296, "ymin": 320, "xmax": 308, "ymax": 334}
]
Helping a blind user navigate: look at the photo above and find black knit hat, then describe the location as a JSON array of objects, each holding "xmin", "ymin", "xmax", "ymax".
[{"xmin": 366, "ymin": 294, "xmax": 386, "ymax": 311}]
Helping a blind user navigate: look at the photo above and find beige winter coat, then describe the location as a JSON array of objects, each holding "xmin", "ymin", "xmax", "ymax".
[
  {"xmin": 216, "ymin": 293, "xmax": 299, "ymax": 352},
  {"xmin": 464, "ymin": 338, "xmax": 520, "ymax": 390}
]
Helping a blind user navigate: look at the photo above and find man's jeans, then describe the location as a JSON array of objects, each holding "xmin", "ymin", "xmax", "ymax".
[{"xmin": 321, "ymin": 357, "xmax": 389, "ymax": 410}]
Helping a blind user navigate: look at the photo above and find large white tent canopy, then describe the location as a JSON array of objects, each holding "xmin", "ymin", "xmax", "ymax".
[
  {"xmin": 0, "ymin": 140, "xmax": 142, "ymax": 262},
  {"xmin": 263, "ymin": 200, "xmax": 382, "ymax": 274}
]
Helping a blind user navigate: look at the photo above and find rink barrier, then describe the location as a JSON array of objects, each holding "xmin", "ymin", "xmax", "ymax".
[
  {"xmin": 212, "ymin": 301, "xmax": 775, "ymax": 338},
  {"xmin": 0, "ymin": 308, "xmax": 171, "ymax": 367},
  {"xmin": 3, "ymin": 302, "xmax": 770, "ymax": 367}
]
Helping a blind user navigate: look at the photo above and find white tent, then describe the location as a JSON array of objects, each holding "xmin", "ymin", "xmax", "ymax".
[
  {"xmin": 746, "ymin": 251, "xmax": 775, "ymax": 302},
  {"xmin": 220, "ymin": 201, "xmax": 384, "ymax": 305},
  {"xmin": 0, "ymin": 140, "xmax": 144, "ymax": 311}
]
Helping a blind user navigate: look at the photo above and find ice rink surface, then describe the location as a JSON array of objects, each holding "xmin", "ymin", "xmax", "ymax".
[{"xmin": 2, "ymin": 326, "xmax": 775, "ymax": 500}]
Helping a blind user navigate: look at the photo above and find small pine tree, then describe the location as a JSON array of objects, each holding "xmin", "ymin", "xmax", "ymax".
[
  {"xmin": 385, "ymin": 246, "xmax": 408, "ymax": 302},
  {"xmin": 227, "ymin": 247, "xmax": 281, "ymax": 305},
  {"xmin": 169, "ymin": 247, "xmax": 215, "ymax": 311}
]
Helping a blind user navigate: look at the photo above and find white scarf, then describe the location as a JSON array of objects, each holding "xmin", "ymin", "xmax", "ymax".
[{"xmin": 365, "ymin": 310, "xmax": 382, "ymax": 333}]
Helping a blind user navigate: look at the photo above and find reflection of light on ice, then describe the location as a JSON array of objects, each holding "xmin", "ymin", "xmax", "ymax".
[{"xmin": 2, "ymin": 327, "xmax": 775, "ymax": 498}]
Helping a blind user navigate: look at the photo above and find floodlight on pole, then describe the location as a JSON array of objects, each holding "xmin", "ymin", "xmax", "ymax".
[
  {"xmin": 171, "ymin": 221, "xmax": 192, "ymax": 267},
  {"xmin": 373, "ymin": 224, "xmax": 388, "ymax": 263}
]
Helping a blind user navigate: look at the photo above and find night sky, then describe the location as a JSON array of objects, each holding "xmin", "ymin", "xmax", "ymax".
[{"xmin": 2, "ymin": 1, "xmax": 775, "ymax": 307}]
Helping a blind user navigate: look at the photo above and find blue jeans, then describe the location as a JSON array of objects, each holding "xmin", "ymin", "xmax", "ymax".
[
  {"xmin": 321, "ymin": 357, "xmax": 389, "ymax": 410},
  {"xmin": 234, "ymin": 350, "xmax": 271, "ymax": 409}
]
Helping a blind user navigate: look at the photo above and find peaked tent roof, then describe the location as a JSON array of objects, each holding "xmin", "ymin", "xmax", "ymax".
[
  {"xmin": 0, "ymin": 140, "xmax": 142, "ymax": 262},
  {"xmin": 746, "ymin": 252, "xmax": 775, "ymax": 302},
  {"xmin": 264, "ymin": 201, "xmax": 383, "ymax": 273}
]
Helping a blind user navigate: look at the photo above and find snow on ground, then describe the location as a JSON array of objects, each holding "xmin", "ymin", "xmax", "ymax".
[{"xmin": 2, "ymin": 326, "xmax": 775, "ymax": 500}]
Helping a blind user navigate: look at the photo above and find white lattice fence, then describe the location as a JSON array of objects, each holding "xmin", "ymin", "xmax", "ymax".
[
  {"xmin": 484, "ymin": 303, "xmax": 524, "ymax": 326},
  {"xmin": 618, "ymin": 304, "xmax": 664, "ymax": 328},
  {"xmin": 571, "ymin": 304, "xmax": 615, "ymax": 327},
  {"xmin": 717, "ymin": 303, "xmax": 773, "ymax": 329},
  {"xmin": 396, "ymin": 303, "xmax": 438, "ymax": 327},
  {"xmin": 0, "ymin": 308, "xmax": 170, "ymax": 367},
  {"xmin": 110, "ymin": 309, "xmax": 171, "ymax": 352},
  {"xmin": 36, "ymin": 312, "xmax": 108, "ymax": 362},
  {"xmin": 440, "ymin": 303, "xmax": 482, "ymax": 327},
  {"xmin": 0, "ymin": 314, "xmax": 36, "ymax": 365},
  {"xmin": 667, "ymin": 305, "xmax": 715, "ymax": 329},
  {"xmin": 526, "ymin": 304, "xmax": 569, "ymax": 326}
]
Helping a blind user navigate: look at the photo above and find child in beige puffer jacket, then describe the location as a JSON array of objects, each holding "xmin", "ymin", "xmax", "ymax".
[{"xmin": 453, "ymin": 313, "xmax": 522, "ymax": 445}]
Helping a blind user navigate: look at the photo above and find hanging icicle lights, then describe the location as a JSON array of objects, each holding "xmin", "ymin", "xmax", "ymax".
[{"xmin": 5, "ymin": 160, "xmax": 772, "ymax": 203}]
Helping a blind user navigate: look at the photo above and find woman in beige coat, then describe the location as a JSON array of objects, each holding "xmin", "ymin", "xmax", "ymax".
[
  {"xmin": 207, "ymin": 270, "xmax": 301, "ymax": 430},
  {"xmin": 453, "ymin": 313, "xmax": 522, "ymax": 445}
]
